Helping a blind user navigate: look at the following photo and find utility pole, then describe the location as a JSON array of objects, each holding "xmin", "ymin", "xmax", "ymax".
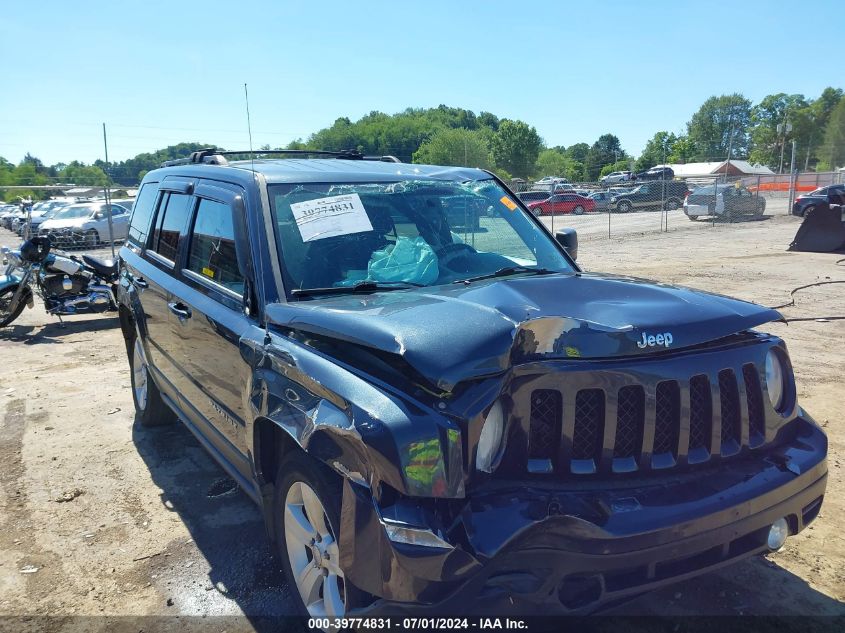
[
  {"xmin": 777, "ymin": 121, "xmax": 792, "ymax": 174},
  {"xmin": 787, "ymin": 139, "xmax": 797, "ymax": 212},
  {"xmin": 102, "ymin": 123, "xmax": 115, "ymax": 259}
]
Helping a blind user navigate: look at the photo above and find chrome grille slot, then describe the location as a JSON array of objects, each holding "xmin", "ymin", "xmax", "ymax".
[
  {"xmin": 572, "ymin": 389, "xmax": 605, "ymax": 463},
  {"xmin": 654, "ymin": 381, "xmax": 680, "ymax": 458},
  {"xmin": 743, "ymin": 364, "xmax": 765, "ymax": 447},
  {"xmin": 688, "ymin": 375, "xmax": 712, "ymax": 462},
  {"xmin": 719, "ymin": 369, "xmax": 741, "ymax": 455},
  {"xmin": 614, "ymin": 386, "xmax": 644, "ymax": 459},
  {"xmin": 528, "ymin": 390, "xmax": 562, "ymax": 460}
]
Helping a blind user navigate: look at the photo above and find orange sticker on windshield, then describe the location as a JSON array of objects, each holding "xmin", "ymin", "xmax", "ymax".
[{"xmin": 500, "ymin": 195, "xmax": 517, "ymax": 211}]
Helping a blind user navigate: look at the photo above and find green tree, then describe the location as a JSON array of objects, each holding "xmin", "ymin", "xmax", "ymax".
[
  {"xmin": 584, "ymin": 134, "xmax": 625, "ymax": 180},
  {"xmin": 58, "ymin": 161, "xmax": 109, "ymax": 186},
  {"xmin": 412, "ymin": 128, "xmax": 493, "ymax": 168},
  {"xmin": 667, "ymin": 136, "xmax": 696, "ymax": 164},
  {"xmin": 818, "ymin": 97, "xmax": 845, "ymax": 170},
  {"xmin": 534, "ymin": 148, "xmax": 570, "ymax": 177},
  {"xmin": 636, "ymin": 131, "xmax": 677, "ymax": 171},
  {"xmin": 490, "ymin": 119, "xmax": 542, "ymax": 178},
  {"xmin": 687, "ymin": 94, "xmax": 752, "ymax": 161},
  {"xmin": 748, "ymin": 93, "xmax": 809, "ymax": 170}
]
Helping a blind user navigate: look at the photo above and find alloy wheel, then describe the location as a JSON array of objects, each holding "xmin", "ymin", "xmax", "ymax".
[{"xmin": 284, "ymin": 481, "xmax": 345, "ymax": 618}]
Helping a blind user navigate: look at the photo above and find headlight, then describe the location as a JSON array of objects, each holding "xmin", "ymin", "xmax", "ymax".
[
  {"xmin": 476, "ymin": 400, "xmax": 505, "ymax": 473},
  {"xmin": 765, "ymin": 349, "xmax": 785, "ymax": 411}
]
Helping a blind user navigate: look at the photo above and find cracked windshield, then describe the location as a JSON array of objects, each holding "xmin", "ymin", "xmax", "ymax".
[{"xmin": 269, "ymin": 179, "xmax": 574, "ymax": 294}]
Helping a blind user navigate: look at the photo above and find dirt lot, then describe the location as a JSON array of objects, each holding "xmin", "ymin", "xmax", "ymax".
[{"xmin": 0, "ymin": 213, "xmax": 843, "ymax": 628}]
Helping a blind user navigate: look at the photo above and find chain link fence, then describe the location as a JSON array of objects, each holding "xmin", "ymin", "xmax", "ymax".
[{"xmin": 507, "ymin": 170, "xmax": 845, "ymax": 242}]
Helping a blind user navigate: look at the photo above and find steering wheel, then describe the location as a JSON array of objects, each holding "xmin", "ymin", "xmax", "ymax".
[{"xmin": 436, "ymin": 242, "xmax": 476, "ymax": 271}]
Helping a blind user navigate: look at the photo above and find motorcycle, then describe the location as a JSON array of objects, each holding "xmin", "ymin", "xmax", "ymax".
[{"xmin": 0, "ymin": 236, "xmax": 119, "ymax": 328}]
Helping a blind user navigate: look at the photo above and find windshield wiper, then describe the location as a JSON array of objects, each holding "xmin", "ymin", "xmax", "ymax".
[
  {"xmin": 456, "ymin": 266, "xmax": 557, "ymax": 285},
  {"xmin": 291, "ymin": 280, "xmax": 425, "ymax": 298}
]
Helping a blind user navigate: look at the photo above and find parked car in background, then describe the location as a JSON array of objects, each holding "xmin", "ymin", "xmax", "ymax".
[
  {"xmin": 633, "ymin": 166, "xmax": 675, "ymax": 181},
  {"xmin": 600, "ymin": 171, "xmax": 631, "ymax": 185},
  {"xmin": 609, "ymin": 180, "xmax": 689, "ymax": 213},
  {"xmin": 527, "ymin": 192, "xmax": 596, "ymax": 215},
  {"xmin": 791, "ymin": 184, "xmax": 845, "ymax": 217},
  {"xmin": 684, "ymin": 184, "xmax": 766, "ymax": 221},
  {"xmin": 13, "ymin": 200, "xmax": 72, "ymax": 235},
  {"xmin": 587, "ymin": 190, "xmax": 613, "ymax": 211},
  {"xmin": 531, "ymin": 177, "xmax": 571, "ymax": 192},
  {"xmin": 38, "ymin": 200, "xmax": 133, "ymax": 248},
  {"xmin": 516, "ymin": 191, "xmax": 551, "ymax": 204}
]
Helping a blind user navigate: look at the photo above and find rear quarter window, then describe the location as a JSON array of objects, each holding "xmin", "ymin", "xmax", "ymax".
[
  {"xmin": 150, "ymin": 193, "xmax": 193, "ymax": 262},
  {"xmin": 127, "ymin": 182, "xmax": 159, "ymax": 246}
]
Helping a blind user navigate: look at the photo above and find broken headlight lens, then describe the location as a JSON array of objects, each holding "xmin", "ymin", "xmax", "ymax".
[
  {"xmin": 765, "ymin": 349, "xmax": 785, "ymax": 411},
  {"xmin": 476, "ymin": 400, "xmax": 504, "ymax": 473}
]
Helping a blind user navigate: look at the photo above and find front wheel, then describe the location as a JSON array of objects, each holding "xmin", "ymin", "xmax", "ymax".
[
  {"xmin": 664, "ymin": 198, "xmax": 681, "ymax": 211},
  {"xmin": 129, "ymin": 333, "xmax": 176, "ymax": 427},
  {"xmin": 617, "ymin": 201, "xmax": 632, "ymax": 213},
  {"xmin": 0, "ymin": 285, "xmax": 28, "ymax": 328},
  {"xmin": 275, "ymin": 452, "xmax": 369, "ymax": 620},
  {"xmin": 573, "ymin": 205, "xmax": 584, "ymax": 215}
]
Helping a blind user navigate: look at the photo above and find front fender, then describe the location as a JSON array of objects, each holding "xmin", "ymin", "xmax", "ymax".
[{"xmin": 247, "ymin": 332, "xmax": 465, "ymax": 500}]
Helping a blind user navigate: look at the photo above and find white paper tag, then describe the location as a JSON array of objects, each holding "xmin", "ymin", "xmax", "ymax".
[{"xmin": 290, "ymin": 193, "xmax": 373, "ymax": 242}]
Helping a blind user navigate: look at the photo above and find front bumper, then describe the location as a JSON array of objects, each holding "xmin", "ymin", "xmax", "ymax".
[{"xmin": 345, "ymin": 416, "xmax": 827, "ymax": 615}]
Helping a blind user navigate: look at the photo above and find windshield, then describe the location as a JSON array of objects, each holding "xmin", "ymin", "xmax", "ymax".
[
  {"xmin": 52, "ymin": 205, "xmax": 96, "ymax": 220},
  {"xmin": 268, "ymin": 178, "xmax": 574, "ymax": 296}
]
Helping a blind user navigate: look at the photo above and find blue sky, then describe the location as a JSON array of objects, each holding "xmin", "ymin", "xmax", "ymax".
[{"xmin": 0, "ymin": 0, "xmax": 839, "ymax": 166}]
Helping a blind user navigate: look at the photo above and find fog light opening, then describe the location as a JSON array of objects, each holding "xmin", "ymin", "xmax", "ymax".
[{"xmin": 767, "ymin": 518, "xmax": 789, "ymax": 551}]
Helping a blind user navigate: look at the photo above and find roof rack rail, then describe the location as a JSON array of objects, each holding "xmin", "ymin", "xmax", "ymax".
[{"xmin": 160, "ymin": 148, "xmax": 401, "ymax": 168}]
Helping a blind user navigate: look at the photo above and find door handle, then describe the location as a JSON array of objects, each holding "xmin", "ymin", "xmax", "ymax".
[{"xmin": 168, "ymin": 301, "xmax": 192, "ymax": 320}]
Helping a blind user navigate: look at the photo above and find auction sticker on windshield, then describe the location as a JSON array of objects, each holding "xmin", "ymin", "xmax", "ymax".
[{"xmin": 290, "ymin": 193, "xmax": 374, "ymax": 242}]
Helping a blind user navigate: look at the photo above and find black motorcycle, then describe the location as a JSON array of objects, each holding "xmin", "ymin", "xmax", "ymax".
[{"xmin": 0, "ymin": 237, "xmax": 119, "ymax": 327}]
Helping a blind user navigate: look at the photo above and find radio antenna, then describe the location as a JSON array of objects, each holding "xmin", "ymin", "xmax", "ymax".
[
  {"xmin": 244, "ymin": 83, "xmax": 256, "ymax": 172},
  {"xmin": 243, "ymin": 83, "xmax": 271, "ymax": 344}
]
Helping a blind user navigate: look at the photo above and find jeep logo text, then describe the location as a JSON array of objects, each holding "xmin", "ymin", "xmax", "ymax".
[{"xmin": 637, "ymin": 331, "xmax": 673, "ymax": 348}]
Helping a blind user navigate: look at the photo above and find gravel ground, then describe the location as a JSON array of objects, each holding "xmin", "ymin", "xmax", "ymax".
[{"xmin": 0, "ymin": 212, "xmax": 842, "ymax": 629}]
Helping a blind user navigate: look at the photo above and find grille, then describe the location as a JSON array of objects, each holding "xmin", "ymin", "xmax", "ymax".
[
  {"xmin": 515, "ymin": 355, "xmax": 772, "ymax": 476},
  {"xmin": 719, "ymin": 369, "xmax": 741, "ymax": 449},
  {"xmin": 743, "ymin": 364, "xmax": 765, "ymax": 444},
  {"xmin": 688, "ymin": 375, "xmax": 712, "ymax": 452},
  {"xmin": 528, "ymin": 390, "xmax": 561, "ymax": 459},
  {"xmin": 654, "ymin": 381, "xmax": 680, "ymax": 455},
  {"xmin": 573, "ymin": 390, "xmax": 604, "ymax": 460},
  {"xmin": 614, "ymin": 386, "xmax": 644, "ymax": 458}
]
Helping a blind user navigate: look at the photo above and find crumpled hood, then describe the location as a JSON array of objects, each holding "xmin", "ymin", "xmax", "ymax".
[{"xmin": 266, "ymin": 273, "xmax": 781, "ymax": 392}]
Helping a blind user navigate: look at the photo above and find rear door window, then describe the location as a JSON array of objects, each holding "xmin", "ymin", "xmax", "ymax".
[{"xmin": 151, "ymin": 193, "xmax": 193, "ymax": 263}]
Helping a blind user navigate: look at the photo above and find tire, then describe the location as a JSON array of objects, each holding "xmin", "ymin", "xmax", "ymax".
[
  {"xmin": 664, "ymin": 198, "xmax": 680, "ymax": 211},
  {"xmin": 84, "ymin": 230, "xmax": 99, "ymax": 249},
  {"xmin": 617, "ymin": 200, "xmax": 632, "ymax": 213},
  {"xmin": 129, "ymin": 331, "xmax": 176, "ymax": 427},
  {"xmin": 687, "ymin": 214, "xmax": 698, "ymax": 222},
  {"xmin": 533, "ymin": 206, "xmax": 543, "ymax": 217},
  {"xmin": 803, "ymin": 204, "xmax": 814, "ymax": 218},
  {"xmin": 275, "ymin": 452, "xmax": 368, "ymax": 620},
  {"xmin": 573, "ymin": 205, "xmax": 584, "ymax": 215},
  {"xmin": 0, "ymin": 286, "xmax": 28, "ymax": 328}
]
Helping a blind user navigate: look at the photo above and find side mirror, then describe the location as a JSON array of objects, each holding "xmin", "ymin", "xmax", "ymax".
[
  {"xmin": 93, "ymin": 212, "xmax": 102, "ymax": 220},
  {"xmin": 555, "ymin": 228, "xmax": 578, "ymax": 261}
]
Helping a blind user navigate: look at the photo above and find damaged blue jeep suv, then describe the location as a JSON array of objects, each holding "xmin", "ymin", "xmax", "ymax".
[{"xmin": 118, "ymin": 148, "xmax": 827, "ymax": 618}]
